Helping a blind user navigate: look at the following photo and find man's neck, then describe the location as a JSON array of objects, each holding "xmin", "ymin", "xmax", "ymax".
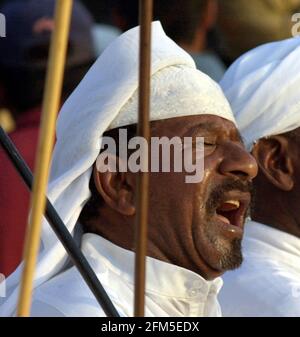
[
  {"xmin": 179, "ymin": 30, "xmax": 206, "ymax": 54},
  {"xmin": 252, "ymin": 200, "xmax": 300, "ymax": 238}
]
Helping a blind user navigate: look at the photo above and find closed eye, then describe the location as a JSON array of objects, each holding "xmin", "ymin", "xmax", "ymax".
[{"xmin": 204, "ymin": 140, "xmax": 217, "ymax": 155}]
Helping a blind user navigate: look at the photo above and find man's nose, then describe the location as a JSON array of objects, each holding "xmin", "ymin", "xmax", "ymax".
[{"xmin": 219, "ymin": 143, "xmax": 258, "ymax": 180}]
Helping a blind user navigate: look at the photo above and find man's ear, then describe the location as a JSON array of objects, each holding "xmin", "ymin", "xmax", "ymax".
[
  {"xmin": 93, "ymin": 154, "xmax": 136, "ymax": 216},
  {"xmin": 251, "ymin": 136, "xmax": 294, "ymax": 191}
]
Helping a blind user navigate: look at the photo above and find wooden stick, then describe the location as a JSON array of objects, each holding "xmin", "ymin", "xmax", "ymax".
[
  {"xmin": 0, "ymin": 126, "xmax": 119, "ymax": 317},
  {"xmin": 134, "ymin": 0, "xmax": 153, "ymax": 317},
  {"xmin": 17, "ymin": 0, "xmax": 73, "ymax": 317}
]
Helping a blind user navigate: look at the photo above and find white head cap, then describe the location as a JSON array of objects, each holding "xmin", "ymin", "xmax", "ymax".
[{"xmin": 221, "ymin": 37, "xmax": 300, "ymax": 150}]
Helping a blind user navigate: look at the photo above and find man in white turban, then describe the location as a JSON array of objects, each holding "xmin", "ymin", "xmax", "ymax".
[
  {"xmin": 0, "ymin": 22, "xmax": 257, "ymax": 317},
  {"xmin": 219, "ymin": 37, "xmax": 300, "ymax": 317}
]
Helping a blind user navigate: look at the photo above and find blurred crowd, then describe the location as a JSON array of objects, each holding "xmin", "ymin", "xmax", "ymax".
[{"xmin": 0, "ymin": 0, "xmax": 300, "ymax": 277}]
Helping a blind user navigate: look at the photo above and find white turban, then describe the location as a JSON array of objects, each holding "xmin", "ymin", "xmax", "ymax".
[
  {"xmin": 220, "ymin": 37, "xmax": 300, "ymax": 150},
  {"xmin": 0, "ymin": 22, "xmax": 234, "ymax": 316}
]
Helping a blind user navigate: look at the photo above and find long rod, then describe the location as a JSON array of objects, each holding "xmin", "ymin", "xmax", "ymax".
[
  {"xmin": 134, "ymin": 0, "xmax": 153, "ymax": 317},
  {"xmin": 17, "ymin": 0, "xmax": 73, "ymax": 316},
  {"xmin": 0, "ymin": 126, "xmax": 119, "ymax": 317}
]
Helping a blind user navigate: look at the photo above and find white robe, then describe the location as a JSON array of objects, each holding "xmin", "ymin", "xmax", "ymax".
[
  {"xmin": 30, "ymin": 233, "xmax": 223, "ymax": 317},
  {"xmin": 219, "ymin": 221, "xmax": 300, "ymax": 317}
]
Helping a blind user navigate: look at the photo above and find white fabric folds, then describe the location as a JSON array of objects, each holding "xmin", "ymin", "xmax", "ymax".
[
  {"xmin": 219, "ymin": 221, "xmax": 300, "ymax": 316},
  {"xmin": 220, "ymin": 37, "xmax": 300, "ymax": 150},
  {"xmin": 0, "ymin": 22, "xmax": 234, "ymax": 316},
  {"xmin": 30, "ymin": 233, "xmax": 223, "ymax": 316}
]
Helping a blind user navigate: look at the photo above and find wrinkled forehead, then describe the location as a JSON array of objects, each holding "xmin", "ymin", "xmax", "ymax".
[{"xmin": 149, "ymin": 114, "xmax": 243, "ymax": 142}]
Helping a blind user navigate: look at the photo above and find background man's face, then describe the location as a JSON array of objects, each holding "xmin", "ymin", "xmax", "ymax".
[
  {"xmin": 147, "ymin": 114, "xmax": 257, "ymax": 280},
  {"xmin": 250, "ymin": 126, "xmax": 300, "ymax": 239}
]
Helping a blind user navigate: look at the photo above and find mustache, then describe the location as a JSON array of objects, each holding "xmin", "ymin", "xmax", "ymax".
[{"xmin": 206, "ymin": 178, "xmax": 253, "ymax": 216}]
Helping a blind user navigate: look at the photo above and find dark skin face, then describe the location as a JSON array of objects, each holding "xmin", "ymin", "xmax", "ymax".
[
  {"xmin": 90, "ymin": 114, "xmax": 258, "ymax": 280},
  {"xmin": 251, "ymin": 128, "xmax": 300, "ymax": 238}
]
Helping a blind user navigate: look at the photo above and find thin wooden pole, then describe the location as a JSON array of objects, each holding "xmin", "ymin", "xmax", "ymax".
[
  {"xmin": 17, "ymin": 0, "xmax": 73, "ymax": 317},
  {"xmin": 134, "ymin": 0, "xmax": 153, "ymax": 317}
]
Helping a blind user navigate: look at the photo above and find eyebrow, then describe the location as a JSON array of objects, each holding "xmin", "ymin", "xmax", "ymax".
[
  {"xmin": 185, "ymin": 122, "xmax": 245, "ymax": 145},
  {"xmin": 183, "ymin": 122, "xmax": 218, "ymax": 136}
]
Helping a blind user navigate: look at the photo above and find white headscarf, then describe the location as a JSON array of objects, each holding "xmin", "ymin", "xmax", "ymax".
[
  {"xmin": 0, "ymin": 22, "xmax": 235, "ymax": 316},
  {"xmin": 220, "ymin": 37, "xmax": 300, "ymax": 150}
]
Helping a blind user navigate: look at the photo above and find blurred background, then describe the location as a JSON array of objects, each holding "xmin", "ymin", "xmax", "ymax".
[
  {"xmin": 1, "ymin": 0, "xmax": 300, "ymax": 276},
  {"xmin": 2, "ymin": 0, "xmax": 300, "ymax": 132}
]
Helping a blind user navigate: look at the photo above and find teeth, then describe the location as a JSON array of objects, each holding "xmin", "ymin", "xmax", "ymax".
[
  {"xmin": 224, "ymin": 200, "xmax": 240, "ymax": 208},
  {"xmin": 217, "ymin": 200, "xmax": 240, "ymax": 212}
]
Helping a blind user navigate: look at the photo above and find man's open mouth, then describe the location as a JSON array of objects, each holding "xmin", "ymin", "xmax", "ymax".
[{"xmin": 215, "ymin": 192, "xmax": 250, "ymax": 229}]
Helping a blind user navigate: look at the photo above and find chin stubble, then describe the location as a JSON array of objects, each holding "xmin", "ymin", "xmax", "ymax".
[{"xmin": 218, "ymin": 238, "xmax": 243, "ymax": 270}]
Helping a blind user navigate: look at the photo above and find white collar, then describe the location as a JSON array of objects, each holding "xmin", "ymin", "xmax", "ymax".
[
  {"xmin": 81, "ymin": 233, "xmax": 223, "ymax": 300},
  {"xmin": 244, "ymin": 220, "xmax": 300, "ymax": 267}
]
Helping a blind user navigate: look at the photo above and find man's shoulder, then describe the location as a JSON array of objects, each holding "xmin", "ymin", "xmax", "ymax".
[
  {"xmin": 32, "ymin": 266, "xmax": 107, "ymax": 317},
  {"xmin": 219, "ymin": 253, "xmax": 300, "ymax": 316},
  {"xmin": 31, "ymin": 263, "xmax": 131, "ymax": 317}
]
